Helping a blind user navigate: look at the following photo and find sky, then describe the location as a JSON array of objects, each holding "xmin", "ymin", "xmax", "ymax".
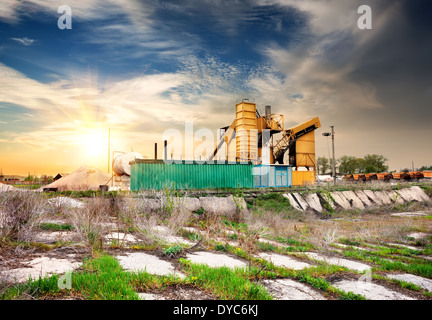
[{"xmin": 0, "ymin": 0, "xmax": 431, "ymax": 176}]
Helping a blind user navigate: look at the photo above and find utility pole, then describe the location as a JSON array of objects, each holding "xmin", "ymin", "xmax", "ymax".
[
  {"xmin": 331, "ymin": 126, "xmax": 336, "ymax": 185},
  {"xmin": 322, "ymin": 125, "xmax": 336, "ymax": 184},
  {"xmin": 108, "ymin": 128, "xmax": 110, "ymax": 174}
]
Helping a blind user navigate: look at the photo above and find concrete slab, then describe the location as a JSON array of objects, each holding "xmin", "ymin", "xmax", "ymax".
[
  {"xmin": 355, "ymin": 190, "xmax": 374, "ymax": 207},
  {"xmin": 141, "ymin": 198, "xmax": 163, "ymax": 212},
  {"xmin": 257, "ymin": 238, "xmax": 283, "ymax": 248},
  {"xmin": 391, "ymin": 212, "xmax": 428, "ymax": 217},
  {"xmin": 341, "ymin": 191, "xmax": 365, "ymax": 209},
  {"xmin": 116, "ymin": 252, "xmax": 185, "ymax": 278},
  {"xmin": 363, "ymin": 190, "xmax": 384, "ymax": 206},
  {"xmin": 386, "ymin": 273, "xmax": 432, "ymax": 292},
  {"xmin": 331, "ymin": 192, "xmax": 351, "ymax": 210},
  {"xmin": 257, "ymin": 252, "xmax": 311, "ymax": 270},
  {"xmin": 174, "ymin": 197, "xmax": 201, "ymax": 212},
  {"xmin": 283, "ymin": 193, "xmax": 303, "ymax": 211},
  {"xmin": 320, "ymin": 192, "xmax": 336, "ymax": 210},
  {"xmin": 397, "ymin": 189, "xmax": 417, "ymax": 202},
  {"xmin": 199, "ymin": 196, "xmax": 240, "ymax": 215},
  {"xmin": 409, "ymin": 186, "xmax": 431, "ymax": 202},
  {"xmin": 104, "ymin": 232, "xmax": 139, "ymax": 243},
  {"xmin": 333, "ymin": 243, "xmax": 368, "ymax": 251},
  {"xmin": 138, "ymin": 293, "xmax": 165, "ymax": 300},
  {"xmin": 6, "ymin": 256, "xmax": 81, "ymax": 283},
  {"xmin": 181, "ymin": 227, "xmax": 201, "ymax": 234},
  {"xmin": 407, "ymin": 232, "xmax": 430, "ymax": 240},
  {"xmin": 398, "ymin": 187, "xmax": 428, "ymax": 203},
  {"xmin": 304, "ymin": 193, "xmax": 323, "ymax": 212},
  {"xmin": 47, "ymin": 197, "xmax": 84, "ymax": 209},
  {"xmin": 33, "ymin": 231, "xmax": 76, "ymax": 244},
  {"xmin": 139, "ymin": 196, "xmax": 201, "ymax": 213},
  {"xmin": 291, "ymin": 193, "xmax": 309, "ymax": 211},
  {"xmin": 332, "ymin": 280, "xmax": 414, "ymax": 300},
  {"xmin": 387, "ymin": 243, "xmax": 419, "ymax": 251},
  {"xmin": 152, "ymin": 226, "xmax": 195, "ymax": 246},
  {"xmin": 373, "ymin": 190, "xmax": 393, "ymax": 205},
  {"xmin": 386, "ymin": 190, "xmax": 404, "ymax": 204},
  {"xmin": 304, "ymin": 252, "xmax": 371, "ymax": 272},
  {"xmin": 262, "ymin": 279, "xmax": 326, "ymax": 300},
  {"xmin": 185, "ymin": 251, "xmax": 247, "ymax": 268}
]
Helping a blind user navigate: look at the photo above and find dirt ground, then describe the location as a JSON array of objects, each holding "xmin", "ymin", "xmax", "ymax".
[{"xmin": 1, "ymin": 190, "xmax": 432, "ymax": 301}]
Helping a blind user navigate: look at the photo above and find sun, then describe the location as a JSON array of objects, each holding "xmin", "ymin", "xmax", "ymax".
[{"xmin": 75, "ymin": 127, "xmax": 108, "ymax": 159}]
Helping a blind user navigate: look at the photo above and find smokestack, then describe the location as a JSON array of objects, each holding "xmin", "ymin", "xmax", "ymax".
[
  {"xmin": 164, "ymin": 140, "xmax": 167, "ymax": 160},
  {"xmin": 154, "ymin": 143, "xmax": 157, "ymax": 160},
  {"xmin": 265, "ymin": 105, "xmax": 271, "ymax": 117}
]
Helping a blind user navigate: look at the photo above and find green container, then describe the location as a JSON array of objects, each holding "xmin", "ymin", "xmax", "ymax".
[{"xmin": 130, "ymin": 161, "xmax": 254, "ymax": 191}]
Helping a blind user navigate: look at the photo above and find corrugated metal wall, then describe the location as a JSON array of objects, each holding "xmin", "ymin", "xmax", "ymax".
[{"xmin": 130, "ymin": 161, "xmax": 254, "ymax": 190}]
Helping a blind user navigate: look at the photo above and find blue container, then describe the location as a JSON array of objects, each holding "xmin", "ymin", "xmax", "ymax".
[{"xmin": 253, "ymin": 165, "xmax": 292, "ymax": 187}]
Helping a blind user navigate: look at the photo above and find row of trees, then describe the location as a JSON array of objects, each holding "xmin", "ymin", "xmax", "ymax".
[
  {"xmin": 317, "ymin": 154, "xmax": 389, "ymax": 175},
  {"xmin": 24, "ymin": 174, "xmax": 54, "ymax": 183},
  {"xmin": 419, "ymin": 165, "xmax": 432, "ymax": 171}
]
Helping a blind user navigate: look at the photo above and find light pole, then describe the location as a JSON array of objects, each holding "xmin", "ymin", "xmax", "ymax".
[
  {"xmin": 108, "ymin": 128, "xmax": 110, "ymax": 174},
  {"xmin": 322, "ymin": 126, "xmax": 336, "ymax": 184}
]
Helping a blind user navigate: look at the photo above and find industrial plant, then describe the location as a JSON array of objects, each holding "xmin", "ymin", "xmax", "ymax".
[{"xmin": 101, "ymin": 100, "xmax": 322, "ymax": 192}]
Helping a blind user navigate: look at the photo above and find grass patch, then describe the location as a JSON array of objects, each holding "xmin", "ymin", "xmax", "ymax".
[
  {"xmin": 341, "ymin": 249, "xmax": 432, "ymax": 279},
  {"xmin": 39, "ymin": 222, "xmax": 75, "ymax": 231},
  {"xmin": 276, "ymin": 236, "xmax": 316, "ymax": 252},
  {"xmin": 1, "ymin": 253, "xmax": 186, "ymax": 300},
  {"xmin": 65, "ymin": 253, "xmax": 139, "ymax": 300},
  {"xmin": 162, "ymin": 245, "xmax": 183, "ymax": 257},
  {"xmin": 251, "ymin": 257, "xmax": 365, "ymax": 300},
  {"xmin": 223, "ymin": 219, "xmax": 248, "ymax": 232},
  {"xmin": 179, "ymin": 259, "xmax": 272, "ymax": 300},
  {"xmin": 252, "ymin": 193, "xmax": 294, "ymax": 215},
  {"xmin": 339, "ymin": 237, "xmax": 362, "ymax": 247}
]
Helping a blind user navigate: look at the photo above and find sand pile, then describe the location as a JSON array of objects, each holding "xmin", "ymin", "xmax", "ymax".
[
  {"xmin": 41, "ymin": 166, "xmax": 111, "ymax": 191},
  {"xmin": 0, "ymin": 183, "xmax": 20, "ymax": 192}
]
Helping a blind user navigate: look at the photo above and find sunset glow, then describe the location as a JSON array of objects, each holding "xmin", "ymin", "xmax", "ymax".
[{"xmin": 0, "ymin": 1, "xmax": 431, "ymax": 176}]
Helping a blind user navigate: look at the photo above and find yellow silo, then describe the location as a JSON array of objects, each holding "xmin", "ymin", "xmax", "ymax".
[{"xmin": 235, "ymin": 101, "xmax": 258, "ymax": 162}]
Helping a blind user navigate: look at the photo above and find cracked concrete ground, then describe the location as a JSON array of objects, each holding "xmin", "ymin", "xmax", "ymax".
[
  {"xmin": 262, "ymin": 279, "xmax": 326, "ymax": 300},
  {"xmin": 257, "ymin": 252, "xmax": 311, "ymax": 270},
  {"xmin": 116, "ymin": 252, "xmax": 185, "ymax": 278},
  {"xmin": 1, "ymin": 187, "xmax": 431, "ymax": 300},
  {"xmin": 332, "ymin": 280, "xmax": 415, "ymax": 300}
]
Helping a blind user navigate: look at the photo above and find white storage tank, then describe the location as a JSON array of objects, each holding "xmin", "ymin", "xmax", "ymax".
[{"xmin": 113, "ymin": 152, "xmax": 144, "ymax": 176}]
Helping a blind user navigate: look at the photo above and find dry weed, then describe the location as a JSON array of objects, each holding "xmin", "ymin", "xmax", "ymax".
[
  {"xmin": 71, "ymin": 197, "xmax": 111, "ymax": 252},
  {"xmin": 0, "ymin": 190, "xmax": 45, "ymax": 242}
]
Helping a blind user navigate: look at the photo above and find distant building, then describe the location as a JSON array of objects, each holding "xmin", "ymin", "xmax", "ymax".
[
  {"xmin": 54, "ymin": 173, "xmax": 69, "ymax": 181},
  {"xmin": 1, "ymin": 175, "xmax": 25, "ymax": 184}
]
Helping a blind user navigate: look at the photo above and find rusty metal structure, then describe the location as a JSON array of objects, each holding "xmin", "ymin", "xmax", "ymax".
[{"xmin": 209, "ymin": 100, "xmax": 321, "ymax": 185}]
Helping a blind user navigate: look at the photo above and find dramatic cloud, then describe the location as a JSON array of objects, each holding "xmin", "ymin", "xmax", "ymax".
[
  {"xmin": 0, "ymin": 0, "xmax": 431, "ymax": 174},
  {"xmin": 10, "ymin": 37, "xmax": 35, "ymax": 46}
]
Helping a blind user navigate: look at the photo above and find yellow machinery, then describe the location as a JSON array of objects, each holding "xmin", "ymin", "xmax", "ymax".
[{"xmin": 210, "ymin": 101, "xmax": 321, "ymax": 185}]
